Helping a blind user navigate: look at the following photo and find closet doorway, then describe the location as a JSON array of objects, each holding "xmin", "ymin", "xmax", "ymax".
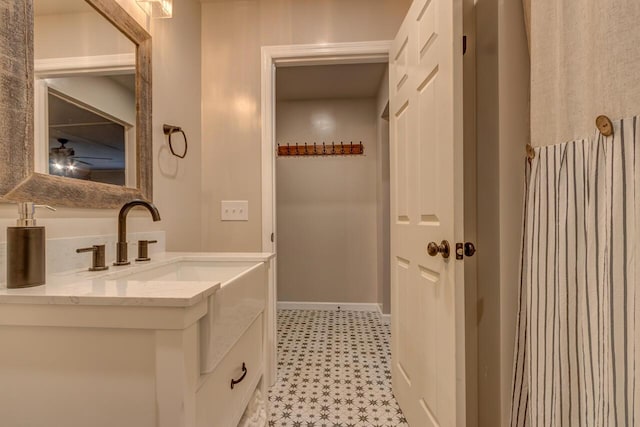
[
  {"xmin": 261, "ymin": 42, "xmax": 401, "ymax": 425},
  {"xmin": 273, "ymin": 61, "xmax": 391, "ymax": 315},
  {"xmin": 262, "ymin": 41, "xmax": 391, "ymax": 379}
]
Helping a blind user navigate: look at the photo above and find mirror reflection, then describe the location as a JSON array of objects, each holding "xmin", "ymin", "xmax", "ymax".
[{"xmin": 33, "ymin": 0, "xmax": 137, "ymax": 187}]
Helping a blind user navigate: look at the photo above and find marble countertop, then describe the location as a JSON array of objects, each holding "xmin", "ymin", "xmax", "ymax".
[{"xmin": 0, "ymin": 252, "xmax": 274, "ymax": 307}]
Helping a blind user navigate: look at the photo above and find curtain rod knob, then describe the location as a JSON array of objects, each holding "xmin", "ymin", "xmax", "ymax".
[{"xmin": 596, "ymin": 115, "xmax": 614, "ymax": 137}]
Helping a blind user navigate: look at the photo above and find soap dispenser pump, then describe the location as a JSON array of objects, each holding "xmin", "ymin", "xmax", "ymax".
[{"xmin": 6, "ymin": 202, "xmax": 55, "ymax": 288}]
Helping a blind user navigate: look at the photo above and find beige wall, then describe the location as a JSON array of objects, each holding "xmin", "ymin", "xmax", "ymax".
[
  {"xmin": 475, "ymin": 0, "xmax": 530, "ymax": 425},
  {"xmin": 35, "ymin": 11, "xmax": 135, "ymax": 59},
  {"xmin": 200, "ymin": 0, "xmax": 411, "ymax": 252},
  {"xmin": 0, "ymin": 0, "xmax": 202, "ymax": 253},
  {"xmin": 150, "ymin": 0, "xmax": 202, "ymax": 251},
  {"xmin": 375, "ymin": 67, "xmax": 390, "ymax": 314},
  {"xmin": 276, "ymin": 98, "xmax": 378, "ymax": 303},
  {"xmin": 531, "ymin": 0, "xmax": 640, "ymax": 147},
  {"xmin": 497, "ymin": 1, "xmax": 530, "ymax": 424}
]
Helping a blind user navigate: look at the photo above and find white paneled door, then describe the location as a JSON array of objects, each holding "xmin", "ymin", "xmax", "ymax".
[{"xmin": 389, "ymin": 0, "xmax": 466, "ymax": 425}]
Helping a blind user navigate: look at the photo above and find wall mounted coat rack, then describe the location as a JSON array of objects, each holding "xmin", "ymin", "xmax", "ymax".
[{"xmin": 277, "ymin": 142, "xmax": 364, "ymax": 157}]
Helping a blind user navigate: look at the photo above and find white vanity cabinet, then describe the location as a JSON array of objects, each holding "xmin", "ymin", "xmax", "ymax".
[
  {"xmin": 0, "ymin": 253, "xmax": 274, "ymax": 427},
  {"xmin": 196, "ymin": 313, "xmax": 264, "ymax": 427}
]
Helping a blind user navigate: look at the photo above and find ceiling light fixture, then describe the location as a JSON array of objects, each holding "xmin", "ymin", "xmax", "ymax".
[{"xmin": 136, "ymin": 0, "xmax": 172, "ymax": 18}]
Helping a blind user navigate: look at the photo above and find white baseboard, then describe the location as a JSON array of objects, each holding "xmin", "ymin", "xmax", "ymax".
[
  {"xmin": 277, "ymin": 301, "xmax": 391, "ymax": 325},
  {"xmin": 277, "ymin": 301, "xmax": 379, "ymax": 312},
  {"xmin": 377, "ymin": 303, "xmax": 391, "ymax": 325}
]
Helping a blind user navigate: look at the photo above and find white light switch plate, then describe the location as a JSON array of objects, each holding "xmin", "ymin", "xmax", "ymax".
[{"xmin": 221, "ymin": 200, "xmax": 249, "ymax": 221}]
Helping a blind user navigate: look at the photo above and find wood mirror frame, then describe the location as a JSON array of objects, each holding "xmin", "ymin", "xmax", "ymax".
[{"xmin": 0, "ymin": 0, "xmax": 152, "ymax": 209}]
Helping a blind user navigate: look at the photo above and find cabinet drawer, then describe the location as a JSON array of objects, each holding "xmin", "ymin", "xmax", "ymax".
[{"xmin": 196, "ymin": 314, "xmax": 263, "ymax": 427}]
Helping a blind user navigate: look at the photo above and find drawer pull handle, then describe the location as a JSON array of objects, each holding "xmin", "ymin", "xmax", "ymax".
[{"xmin": 230, "ymin": 363, "xmax": 247, "ymax": 389}]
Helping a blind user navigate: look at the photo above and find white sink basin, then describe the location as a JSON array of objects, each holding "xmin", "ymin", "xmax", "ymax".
[
  {"xmin": 102, "ymin": 257, "xmax": 268, "ymax": 373},
  {"xmin": 106, "ymin": 260, "xmax": 258, "ymax": 284}
]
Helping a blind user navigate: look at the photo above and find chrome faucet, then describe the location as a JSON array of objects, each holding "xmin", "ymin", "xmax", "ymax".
[{"xmin": 114, "ymin": 200, "xmax": 161, "ymax": 266}]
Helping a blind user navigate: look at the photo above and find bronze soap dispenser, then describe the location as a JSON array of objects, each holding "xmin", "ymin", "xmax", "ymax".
[{"xmin": 6, "ymin": 202, "xmax": 55, "ymax": 288}]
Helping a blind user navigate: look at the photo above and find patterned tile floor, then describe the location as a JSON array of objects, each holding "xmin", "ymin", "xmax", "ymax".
[{"xmin": 268, "ymin": 309, "xmax": 409, "ymax": 427}]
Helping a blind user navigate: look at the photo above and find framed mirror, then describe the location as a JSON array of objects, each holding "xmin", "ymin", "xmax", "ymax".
[{"xmin": 0, "ymin": 0, "xmax": 152, "ymax": 208}]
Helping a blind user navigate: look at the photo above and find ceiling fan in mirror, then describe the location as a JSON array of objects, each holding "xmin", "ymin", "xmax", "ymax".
[{"xmin": 49, "ymin": 138, "xmax": 112, "ymax": 179}]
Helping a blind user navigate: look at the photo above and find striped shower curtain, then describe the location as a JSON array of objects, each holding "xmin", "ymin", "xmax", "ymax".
[{"xmin": 510, "ymin": 116, "xmax": 640, "ymax": 426}]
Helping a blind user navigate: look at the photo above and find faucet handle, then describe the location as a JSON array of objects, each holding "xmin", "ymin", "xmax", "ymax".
[
  {"xmin": 135, "ymin": 240, "xmax": 157, "ymax": 262},
  {"xmin": 76, "ymin": 245, "xmax": 109, "ymax": 272}
]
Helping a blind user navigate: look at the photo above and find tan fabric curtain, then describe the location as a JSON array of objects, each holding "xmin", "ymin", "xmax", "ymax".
[{"xmin": 531, "ymin": 0, "xmax": 640, "ymax": 147}]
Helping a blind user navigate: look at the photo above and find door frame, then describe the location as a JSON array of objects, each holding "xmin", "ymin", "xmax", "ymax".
[
  {"xmin": 260, "ymin": 41, "xmax": 391, "ymax": 386},
  {"xmin": 260, "ymin": 41, "xmax": 392, "ymax": 252},
  {"xmin": 260, "ymin": 35, "xmax": 477, "ymax": 422}
]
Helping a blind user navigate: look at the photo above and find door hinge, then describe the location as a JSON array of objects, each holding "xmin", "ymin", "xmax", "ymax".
[
  {"xmin": 455, "ymin": 242, "xmax": 476, "ymax": 260},
  {"xmin": 463, "ymin": 35, "xmax": 467, "ymax": 55}
]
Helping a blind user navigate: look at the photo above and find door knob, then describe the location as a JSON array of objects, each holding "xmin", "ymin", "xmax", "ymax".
[{"xmin": 427, "ymin": 240, "xmax": 450, "ymax": 259}]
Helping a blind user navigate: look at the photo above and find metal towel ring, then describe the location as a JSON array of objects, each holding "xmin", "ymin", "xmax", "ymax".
[{"xmin": 163, "ymin": 124, "xmax": 188, "ymax": 159}]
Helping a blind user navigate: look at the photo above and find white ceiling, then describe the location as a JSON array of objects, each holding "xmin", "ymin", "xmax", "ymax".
[
  {"xmin": 276, "ymin": 63, "xmax": 388, "ymax": 102},
  {"xmin": 108, "ymin": 74, "xmax": 136, "ymax": 92},
  {"xmin": 34, "ymin": 0, "xmax": 93, "ymax": 16}
]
